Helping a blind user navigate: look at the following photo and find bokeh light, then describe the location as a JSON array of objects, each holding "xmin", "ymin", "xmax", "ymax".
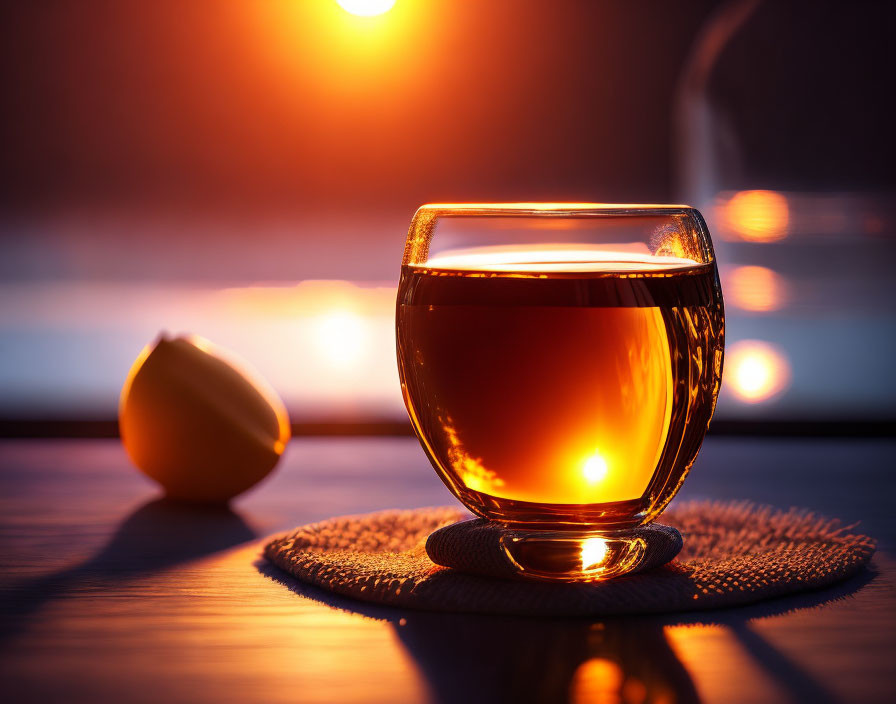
[
  {"xmin": 727, "ymin": 265, "xmax": 788, "ymax": 312},
  {"xmin": 724, "ymin": 190, "xmax": 790, "ymax": 242},
  {"xmin": 570, "ymin": 657, "xmax": 624, "ymax": 704},
  {"xmin": 726, "ymin": 340, "xmax": 791, "ymax": 403},
  {"xmin": 311, "ymin": 310, "xmax": 368, "ymax": 368}
]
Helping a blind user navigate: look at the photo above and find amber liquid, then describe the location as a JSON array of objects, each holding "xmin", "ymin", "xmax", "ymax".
[{"xmin": 397, "ymin": 252, "xmax": 724, "ymax": 530}]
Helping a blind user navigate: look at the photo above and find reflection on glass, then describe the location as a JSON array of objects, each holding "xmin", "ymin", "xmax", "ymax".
[
  {"xmin": 440, "ymin": 416, "xmax": 506, "ymax": 495},
  {"xmin": 722, "ymin": 190, "xmax": 790, "ymax": 242},
  {"xmin": 725, "ymin": 340, "xmax": 791, "ymax": 403},
  {"xmin": 727, "ymin": 265, "xmax": 787, "ymax": 312},
  {"xmin": 500, "ymin": 532, "xmax": 646, "ymax": 581},
  {"xmin": 426, "ymin": 244, "xmax": 688, "ymax": 272},
  {"xmin": 580, "ymin": 537, "xmax": 609, "ymax": 571}
]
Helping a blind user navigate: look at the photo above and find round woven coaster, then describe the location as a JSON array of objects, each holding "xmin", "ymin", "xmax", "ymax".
[{"xmin": 262, "ymin": 501, "xmax": 876, "ymax": 616}]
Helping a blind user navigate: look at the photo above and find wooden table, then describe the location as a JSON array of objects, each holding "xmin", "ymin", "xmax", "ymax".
[{"xmin": 2, "ymin": 437, "xmax": 894, "ymax": 703}]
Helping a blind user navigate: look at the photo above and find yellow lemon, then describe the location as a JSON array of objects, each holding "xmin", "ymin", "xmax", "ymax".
[{"xmin": 119, "ymin": 334, "xmax": 290, "ymax": 503}]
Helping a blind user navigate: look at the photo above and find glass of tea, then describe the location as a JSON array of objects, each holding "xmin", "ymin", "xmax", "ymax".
[{"xmin": 396, "ymin": 204, "xmax": 725, "ymax": 580}]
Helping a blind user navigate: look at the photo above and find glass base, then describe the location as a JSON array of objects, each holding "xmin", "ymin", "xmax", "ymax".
[{"xmin": 498, "ymin": 528, "xmax": 649, "ymax": 582}]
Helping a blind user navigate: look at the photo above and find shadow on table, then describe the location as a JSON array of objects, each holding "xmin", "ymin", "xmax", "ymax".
[
  {"xmin": 256, "ymin": 559, "xmax": 877, "ymax": 704},
  {"xmin": 0, "ymin": 497, "xmax": 256, "ymax": 643}
]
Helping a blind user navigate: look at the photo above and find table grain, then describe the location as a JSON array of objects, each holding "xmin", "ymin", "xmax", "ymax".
[{"xmin": 1, "ymin": 437, "xmax": 895, "ymax": 704}]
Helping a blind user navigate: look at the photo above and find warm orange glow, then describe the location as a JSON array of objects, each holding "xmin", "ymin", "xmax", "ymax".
[
  {"xmin": 399, "ymin": 253, "xmax": 690, "ymax": 507},
  {"xmin": 583, "ymin": 452, "xmax": 609, "ymax": 483},
  {"xmin": 213, "ymin": 279, "xmax": 399, "ymax": 405},
  {"xmin": 218, "ymin": 280, "xmax": 395, "ymax": 317},
  {"xmin": 441, "ymin": 417, "xmax": 506, "ymax": 495},
  {"xmin": 664, "ymin": 625, "xmax": 782, "ymax": 703},
  {"xmin": 336, "ymin": 0, "xmax": 396, "ymax": 17},
  {"xmin": 724, "ymin": 190, "xmax": 790, "ymax": 242},
  {"xmin": 311, "ymin": 310, "xmax": 368, "ymax": 367},
  {"xmin": 727, "ymin": 265, "xmax": 788, "ymax": 312},
  {"xmin": 5, "ymin": 279, "xmax": 404, "ymax": 416},
  {"xmin": 580, "ymin": 537, "xmax": 609, "ymax": 570},
  {"xmin": 726, "ymin": 340, "xmax": 791, "ymax": 403},
  {"xmin": 570, "ymin": 657, "xmax": 624, "ymax": 704},
  {"xmin": 192, "ymin": 546, "xmax": 430, "ymax": 703},
  {"xmin": 247, "ymin": 0, "xmax": 429, "ymax": 110},
  {"xmin": 221, "ymin": 281, "xmax": 380, "ymax": 370}
]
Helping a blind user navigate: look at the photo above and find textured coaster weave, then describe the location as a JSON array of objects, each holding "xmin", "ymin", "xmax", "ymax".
[{"xmin": 263, "ymin": 501, "xmax": 876, "ymax": 616}]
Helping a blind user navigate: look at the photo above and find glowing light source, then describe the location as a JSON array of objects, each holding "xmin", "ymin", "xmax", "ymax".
[
  {"xmin": 724, "ymin": 190, "xmax": 789, "ymax": 242},
  {"xmin": 570, "ymin": 657, "xmax": 624, "ymax": 704},
  {"xmin": 583, "ymin": 453, "xmax": 609, "ymax": 483},
  {"xmin": 726, "ymin": 340, "xmax": 791, "ymax": 403},
  {"xmin": 311, "ymin": 310, "xmax": 367, "ymax": 367},
  {"xmin": 336, "ymin": 0, "xmax": 396, "ymax": 17},
  {"xmin": 580, "ymin": 537, "xmax": 609, "ymax": 570},
  {"xmin": 727, "ymin": 265, "xmax": 787, "ymax": 312}
]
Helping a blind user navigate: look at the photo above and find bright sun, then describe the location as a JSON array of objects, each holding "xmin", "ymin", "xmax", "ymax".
[
  {"xmin": 583, "ymin": 453, "xmax": 608, "ymax": 483},
  {"xmin": 336, "ymin": 0, "xmax": 396, "ymax": 17}
]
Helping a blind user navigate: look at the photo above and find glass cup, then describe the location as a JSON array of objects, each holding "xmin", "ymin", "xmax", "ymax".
[{"xmin": 396, "ymin": 204, "xmax": 725, "ymax": 580}]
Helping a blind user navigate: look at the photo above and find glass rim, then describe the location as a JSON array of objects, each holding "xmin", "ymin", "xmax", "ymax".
[
  {"xmin": 414, "ymin": 202, "xmax": 700, "ymax": 217},
  {"xmin": 404, "ymin": 202, "xmax": 715, "ymax": 267}
]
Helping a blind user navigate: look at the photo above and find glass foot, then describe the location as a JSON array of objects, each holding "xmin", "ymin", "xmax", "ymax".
[
  {"xmin": 498, "ymin": 529, "xmax": 649, "ymax": 582},
  {"xmin": 425, "ymin": 517, "xmax": 682, "ymax": 582}
]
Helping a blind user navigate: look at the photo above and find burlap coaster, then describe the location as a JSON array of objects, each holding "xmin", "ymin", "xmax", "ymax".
[{"xmin": 262, "ymin": 501, "xmax": 876, "ymax": 616}]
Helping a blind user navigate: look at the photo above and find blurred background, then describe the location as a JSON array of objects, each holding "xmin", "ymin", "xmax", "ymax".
[{"xmin": 1, "ymin": 0, "xmax": 894, "ymax": 432}]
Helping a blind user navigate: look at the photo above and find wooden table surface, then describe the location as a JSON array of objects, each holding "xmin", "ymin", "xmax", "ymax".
[{"xmin": 1, "ymin": 436, "xmax": 895, "ymax": 704}]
